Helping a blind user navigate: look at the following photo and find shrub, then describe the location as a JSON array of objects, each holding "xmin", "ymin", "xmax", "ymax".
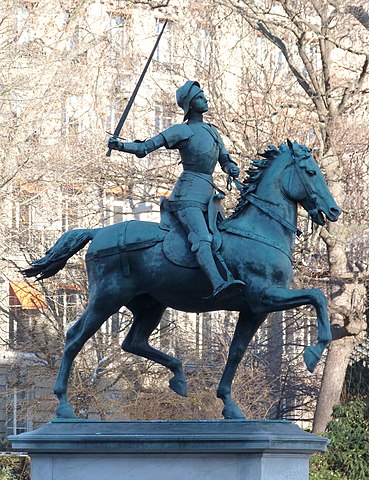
[
  {"xmin": 0, "ymin": 455, "xmax": 30, "ymax": 480},
  {"xmin": 310, "ymin": 399, "xmax": 369, "ymax": 480}
]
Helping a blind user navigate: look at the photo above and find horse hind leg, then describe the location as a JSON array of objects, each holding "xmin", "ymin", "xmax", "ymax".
[
  {"xmin": 54, "ymin": 298, "xmax": 125, "ymax": 418},
  {"xmin": 123, "ymin": 296, "xmax": 187, "ymax": 397}
]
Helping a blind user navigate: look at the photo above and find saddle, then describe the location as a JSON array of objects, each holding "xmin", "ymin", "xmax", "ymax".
[
  {"xmin": 114, "ymin": 194, "xmax": 225, "ymax": 273},
  {"xmin": 160, "ymin": 194, "xmax": 225, "ymax": 268}
]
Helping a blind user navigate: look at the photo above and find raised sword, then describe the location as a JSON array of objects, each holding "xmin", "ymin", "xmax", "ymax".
[{"xmin": 106, "ymin": 20, "xmax": 168, "ymax": 157}]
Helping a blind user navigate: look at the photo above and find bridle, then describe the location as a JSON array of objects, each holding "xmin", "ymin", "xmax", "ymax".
[
  {"xmin": 287, "ymin": 150, "xmax": 320, "ymax": 227},
  {"xmin": 228, "ymin": 157, "xmax": 304, "ymax": 238},
  {"xmin": 228, "ymin": 148, "xmax": 322, "ymax": 237}
]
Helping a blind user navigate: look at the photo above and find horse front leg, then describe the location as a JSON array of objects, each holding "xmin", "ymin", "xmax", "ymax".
[
  {"xmin": 123, "ymin": 298, "xmax": 187, "ymax": 397},
  {"xmin": 217, "ymin": 311, "xmax": 267, "ymax": 419},
  {"xmin": 259, "ymin": 287, "xmax": 332, "ymax": 373}
]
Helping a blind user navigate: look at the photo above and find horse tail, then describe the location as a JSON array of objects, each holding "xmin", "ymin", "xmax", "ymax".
[{"xmin": 22, "ymin": 228, "xmax": 98, "ymax": 281}]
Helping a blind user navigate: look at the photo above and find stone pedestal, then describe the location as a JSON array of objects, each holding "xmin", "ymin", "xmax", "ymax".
[{"xmin": 9, "ymin": 419, "xmax": 328, "ymax": 480}]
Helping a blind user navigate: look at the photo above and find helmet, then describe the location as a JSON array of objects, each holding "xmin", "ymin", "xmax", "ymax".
[{"xmin": 176, "ymin": 81, "xmax": 202, "ymax": 121}]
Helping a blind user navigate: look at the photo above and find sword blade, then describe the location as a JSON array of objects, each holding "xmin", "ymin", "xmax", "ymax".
[{"xmin": 106, "ymin": 19, "xmax": 168, "ymax": 157}]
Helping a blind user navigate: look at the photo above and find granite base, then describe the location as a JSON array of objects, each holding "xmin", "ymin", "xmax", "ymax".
[{"xmin": 9, "ymin": 419, "xmax": 328, "ymax": 480}]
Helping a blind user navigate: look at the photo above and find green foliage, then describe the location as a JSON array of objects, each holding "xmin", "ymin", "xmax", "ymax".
[
  {"xmin": 0, "ymin": 455, "xmax": 30, "ymax": 480},
  {"xmin": 310, "ymin": 453, "xmax": 347, "ymax": 480},
  {"xmin": 310, "ymin": 399, "xmax": 369, "ymax": 480}
]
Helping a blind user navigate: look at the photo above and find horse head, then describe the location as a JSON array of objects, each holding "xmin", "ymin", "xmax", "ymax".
[{"xmin": 283, "ymin": 140, "xmax": 341, "ymax": 225}]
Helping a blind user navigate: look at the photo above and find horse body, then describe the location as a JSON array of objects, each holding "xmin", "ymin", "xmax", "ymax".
[
  {"xmin": 24, "ymin": 141, "xmax": 341, "ymax": 420},
  {"xmin": 86, "ymin": 227, "xmax": 292, "ymax": 313}
]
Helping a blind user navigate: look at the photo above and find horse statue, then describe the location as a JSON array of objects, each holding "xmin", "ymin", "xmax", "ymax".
[{"xmin": 23, "ymin": 141, "xmax": 341, "ymax": 420}]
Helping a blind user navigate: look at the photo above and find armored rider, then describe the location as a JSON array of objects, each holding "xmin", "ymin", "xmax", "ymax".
[{"xmin": 108, "ymin": 80, "xmax": 245, "ymax": 299}]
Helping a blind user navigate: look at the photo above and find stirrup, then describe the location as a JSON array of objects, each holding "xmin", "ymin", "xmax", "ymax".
[{"xmin": 212, "ymin": 279, "xmax": 245, "ymax": 300}]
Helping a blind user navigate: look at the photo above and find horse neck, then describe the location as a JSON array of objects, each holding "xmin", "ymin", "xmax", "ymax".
[{"xmin": 231, "ymin": 158, "xmax": 298, "ymax": 251}]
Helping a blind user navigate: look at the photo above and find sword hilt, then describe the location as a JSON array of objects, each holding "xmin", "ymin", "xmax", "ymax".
[{"xmin": 106, "ymin": 133, "xmax": 118, "ymax": 157}]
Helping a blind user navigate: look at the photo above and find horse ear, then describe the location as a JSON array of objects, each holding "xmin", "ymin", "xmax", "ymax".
[{"xmin": 287, "ymin": 139, "xmax": 294, "ymax": 152}]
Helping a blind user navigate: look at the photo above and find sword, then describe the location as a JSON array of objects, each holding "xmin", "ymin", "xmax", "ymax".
[{"xmin": 106, "ymin": 20, "xmax": 168, "ymax": 157}]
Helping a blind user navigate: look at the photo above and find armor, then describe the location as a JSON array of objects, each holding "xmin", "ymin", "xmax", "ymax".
[
  {"xmin": 108, "ymin": 80, "xmax": 245, "ymax": 299},
  {"xmin": 176, "ymin": 81, "xmax": 202, "ymax": 120},
  {"xmin": 169, "ymin": 171, "xmax": 214, "ymax": 210}
]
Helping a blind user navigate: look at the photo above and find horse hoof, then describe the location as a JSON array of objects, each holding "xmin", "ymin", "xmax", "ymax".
[
  {"xmin": 304, "ymin": 346, "xmax": 320, "ymax": 373},
  {"xmin": 169, "ymin": 377, "xmax": 188, "ymax": 397},
  {"xmin": 56, "ymin": 401, "xmax": 77, "ymax": 419},
  {"xmin": 222, "ymin": 405, "xmax": 246, "ymax": 420}
]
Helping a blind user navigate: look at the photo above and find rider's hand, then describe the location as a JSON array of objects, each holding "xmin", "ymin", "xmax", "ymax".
[
  {"xmin": 108, "ymin": 137, "xmax": 123, "ymax": 151},
  {"xmin": 227, "ymin": 164, "xmax": 240, "ymax": 178}
]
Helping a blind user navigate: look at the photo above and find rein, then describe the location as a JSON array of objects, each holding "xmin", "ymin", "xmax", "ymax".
[
  {"xmin": 246, "ymin": 193, "xmax": 302, "ymax": 236},
  {"xmin": 227, "ymin": 175, "xmax": 302, "ymax": 237},
  {"xmin": 219, "ymin": 224, "xmax": 293, "ymax": 262}
]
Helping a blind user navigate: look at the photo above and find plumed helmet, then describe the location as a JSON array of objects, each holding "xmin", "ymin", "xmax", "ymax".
[{"xmin": 176, "ymin": 81, "xmax": 202, "ymax": 120}]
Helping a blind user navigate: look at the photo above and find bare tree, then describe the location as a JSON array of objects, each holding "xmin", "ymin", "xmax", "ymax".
[
  {"xmin": 214, "ymin": 0, "xmax": 369, "ymax": 432},
  {"xmin": 3, "ymin": 0, "xmax": 369, "ymax": 430}
]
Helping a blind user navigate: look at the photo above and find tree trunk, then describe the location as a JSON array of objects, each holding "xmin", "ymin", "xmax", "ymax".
[
  {"xmin": 313, "ymin": 149, "xmax": 367, "ymax": 432},
  {"xmin": 312, "ymin": 337, "xmax": 356, "ymax": 433}
]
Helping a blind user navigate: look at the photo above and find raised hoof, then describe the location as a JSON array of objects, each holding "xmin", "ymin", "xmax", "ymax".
[
  {"xmin": 303, "ymin": 346, "xmax": 320, "ymax": 373},
  {"xmin": 222, "ymin": 404, "xmax": 246, "ymax": 420},
  {"xmin": 56, "ymin": 400, "xmax": 77, "ymax": 419},
  {"xmin": 169, "ymin": 377, "xmax": 188, "ymax": 397}
]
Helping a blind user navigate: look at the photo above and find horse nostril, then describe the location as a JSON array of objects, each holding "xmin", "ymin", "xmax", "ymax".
[{"xmin": 329, "ymin": 206, "xmax": 341, "ymax": 218}]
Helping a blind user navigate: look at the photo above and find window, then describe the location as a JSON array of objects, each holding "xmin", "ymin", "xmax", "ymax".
[
  {"xmin": 108, "ymin": 13, "xmax": 131, "ymax": 63},
  {"xmin": 104, "ymin": 188, "xmax": 133, "ymax": 225},
  {"xmin": 154, "ymin": 104, "xmax": 174, "ymax": 132},
  {"xmin": 55, "ymin": 287, "xmax": 80, "ymax": 327},
  {"xmin": 197, "ymin": 28, "xmax": 208, "ymax": 64},
  {"xmin": 62, "ymin": 197, "xmax": 80, "ymax": 231},
  {"xmin": 113, "ymin": 204, "xmax": 124, "ymax": 224},
  {"xmin": 277, "ymin": 51, "xmax": 284, "ymax": 72},
  {"xmin": 302, "ymin": 38, "xmax": 319, "ymax": 78},
  {"xmin": 14, "ymin": 4, "xmax": 30, "ymax": 43},
  {"xmin": 103, "ymin": 310, "xmax": 125, "ymax": 338},
  {"xmin": 8, "ymin": 286, "xmax": 21, "ymax": 347},
  {"xmin": 8, "ymin": 282, "xmax": 45, "ymax": 347},
  {"xmin": 107, "ymin": 75, "xmax": 132, "ymax": 135},
  {"xmin": 11, "ymin": 181, "xmax": 46, "ymax": 238},
  {"xmin": 108, "ymin": 97, "xmax": 124, "ymax": 135},
  {"xmin": 6, "ymin": 387, "xmax": 33, "ymax": 435},
  {"xmin": 66, "ymin": 25, "xmax": 80, "ymax": 51},
  {"xmin": 12, "ymin": 192, "xmax": 34, "ymax": 232},
  {"xmin": 62, "ymin": 95, "xmax": 86, "ymax": 137},
  {"xmin": 155, "ymin": 19, "xmax": 173, "ymax": 64}
]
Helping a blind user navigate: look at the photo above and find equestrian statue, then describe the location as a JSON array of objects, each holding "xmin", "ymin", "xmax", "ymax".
[{"xmin": 23, "ymin": 81, "xmax": 341, "ymax": 420}]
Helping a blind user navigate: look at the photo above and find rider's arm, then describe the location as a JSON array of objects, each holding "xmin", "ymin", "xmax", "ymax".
[
  {"xmin": 220, "ymin": 153, "xmax": 239, "ymax": 177},
  {"xmin": 216, "ymin": 132, "xmax": 240, "ymax": 178},
  {"xmin": 108, "ymin": 134, "xmax": 166, "ymax": 158},
  {"xmin": 108, "ymin": 124, "xmax": 194, "ymax": 158}
]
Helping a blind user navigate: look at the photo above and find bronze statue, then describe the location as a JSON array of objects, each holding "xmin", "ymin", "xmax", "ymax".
[
  {"xmin": 108, "ymin": 81, "xmax": 244, "ymax": 299},
  {"xmin": 23, "ymin": 133, "xmax": 341, "ymax": 419}
]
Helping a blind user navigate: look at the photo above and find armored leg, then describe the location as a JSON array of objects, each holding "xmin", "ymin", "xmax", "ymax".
[{"xmin": 176, "ymin": 207, "xmax": 245, "ymax": 299}]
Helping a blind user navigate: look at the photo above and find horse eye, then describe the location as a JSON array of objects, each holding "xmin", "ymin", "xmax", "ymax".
[{"xmin": 307, "ymin": 170, "xmax": 316, "ymax": 176}]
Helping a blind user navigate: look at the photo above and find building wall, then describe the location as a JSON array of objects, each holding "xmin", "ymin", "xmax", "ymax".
[{"xmin": 1, "ymin": 0, "xmax": 368, "ymax": 435}]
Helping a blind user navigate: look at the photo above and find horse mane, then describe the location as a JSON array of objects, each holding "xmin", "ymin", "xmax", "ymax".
[{"xmin": 230, "ymin": 144, "xmax": 284, "ymax": 218}]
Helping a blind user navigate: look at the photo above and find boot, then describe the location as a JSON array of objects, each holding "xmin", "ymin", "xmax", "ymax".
[{"xmin": 195, "ymin": 243, "xmax": 245, "ymax": 299}]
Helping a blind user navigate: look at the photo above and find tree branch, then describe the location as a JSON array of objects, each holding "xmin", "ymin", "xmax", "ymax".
[
  {"xmin": 337, "ymin": 55, "xmax": 369, "ymax": 114},
  {"xmin": 346, "ymin": 5, "xmax": 369, "ymax": 29},
  {"xmin": 257, "ymin": 22, "xmax": 316, "ymax": 100}
]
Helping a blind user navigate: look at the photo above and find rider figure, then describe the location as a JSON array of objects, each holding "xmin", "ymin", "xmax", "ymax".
[{"xmin": 108, "ymin": 80, "xmax": 245, "ymax": 299}]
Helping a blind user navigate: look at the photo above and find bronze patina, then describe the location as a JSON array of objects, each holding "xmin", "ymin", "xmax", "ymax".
[{"xmin": 23, "ymin": 83, "xmax": 341, "ymax": 420}]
